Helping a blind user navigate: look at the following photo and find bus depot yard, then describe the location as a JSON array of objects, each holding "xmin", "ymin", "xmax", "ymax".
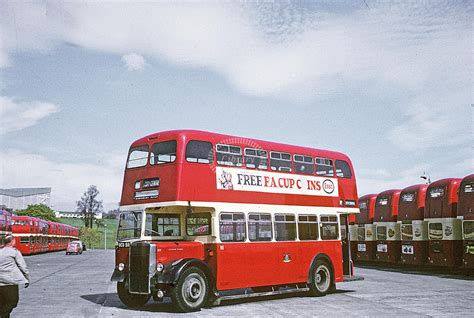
[{"xmin": 16, "ymin": 250, "xmax": 473, "ymax": 317}]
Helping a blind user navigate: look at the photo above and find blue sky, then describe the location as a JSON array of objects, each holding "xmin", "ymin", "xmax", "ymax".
[{"xmin": 0, "ymin": 1, "xmax": 472, "ymax": 211}]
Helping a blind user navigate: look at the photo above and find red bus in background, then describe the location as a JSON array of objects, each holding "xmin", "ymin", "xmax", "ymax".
[
  {"xmin": 397, "ymin": 184, "xmax": 428, "ymax": 265},
  {"xmin": 458, "ymin": 174, "xmax": 474, "ymax": 269},
  {"xmin": 374, "ymin": 189, "xmax": 401, "ymax": 263},
  {"xmin": 0, "ymin": 210, "xmax": 13, "ymax": 246},
  {"xmin": 425, "ymin": 178, "xmax": 462, "ymax": 267},
  {"xmin": 12, "ymin": 216, "xmax": 78, "ymax": 255},
  {"xmin": 112, "ymin": 130, "xmax": 360, "ymax": 312},
  {"xmin": 353, "ymin": 194, "xmax": 377, "ymax": 262}
]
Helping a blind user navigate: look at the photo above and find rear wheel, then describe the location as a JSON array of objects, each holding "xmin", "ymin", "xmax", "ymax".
[
  {"xmin": 117, "ymin": 280, "xmax": 150, "ymax": 308},
  {"xmin": 309, "ymin": 260, "xmax": 333, "ymax": 296},
  {"xmin": 172, "ymin": 267, "xmax": 209, "ymax": 312}
]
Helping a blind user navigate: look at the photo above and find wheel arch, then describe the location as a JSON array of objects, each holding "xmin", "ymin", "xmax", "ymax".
[
  {"xmin": 307, "ymin": 253, "xmax": 335, "ymax": 286},
  {"xmin": 159, "ymin": 258, "xmax": 215, "ymax": 288}
]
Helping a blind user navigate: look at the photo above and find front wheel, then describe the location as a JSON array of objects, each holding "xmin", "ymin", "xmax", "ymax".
[
  {"xmin": 117, "ymin": 281, "xmax": 150, "ymax": 308},
  {"xmin": 309, "ymin": 260, "xmax": 333, "ymax": 296},
  {"xmin": 171, "ymin": 267, "xmax": 209, "ymax": 312}
]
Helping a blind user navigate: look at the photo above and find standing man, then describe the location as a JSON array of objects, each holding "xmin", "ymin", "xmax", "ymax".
[{"xmin": 0, "ymin": 235, "xmax": 30, "ymax": 318}]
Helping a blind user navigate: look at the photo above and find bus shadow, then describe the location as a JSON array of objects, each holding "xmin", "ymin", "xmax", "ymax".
[
  {"xmin": 80, "ymin": 293, "xmax": 179, "ymax": 313},
  {"xmin": 81, "ymin": 289, "xmax": 355, "ymax": 312},
  {"xmin": 356, "ymin": 264, "xmax": 474, "ymax": 281}
]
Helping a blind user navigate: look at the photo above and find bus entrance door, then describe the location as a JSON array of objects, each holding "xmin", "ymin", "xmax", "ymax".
[{"xmin": 341, "ymin": 214, "xmax": 352, "ymax": 276}]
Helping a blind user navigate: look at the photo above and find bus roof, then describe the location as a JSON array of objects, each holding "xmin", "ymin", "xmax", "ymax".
[{"xmin": 130, "ymin": 130, "xmax": 352, "ymax": 162}]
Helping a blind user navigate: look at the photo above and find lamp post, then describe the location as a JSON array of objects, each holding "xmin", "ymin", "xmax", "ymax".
[
  {"xmin": 420, "ymin": 171, "xmax": 431, "ymax": 184},
  {"xmin": 104, "ymin": 224, "xmax": 107, "ymax": 250}
]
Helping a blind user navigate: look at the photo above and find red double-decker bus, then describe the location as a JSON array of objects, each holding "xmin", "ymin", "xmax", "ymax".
[
  {"xmin": 397, "ymin": 184, "xmax": 428, "ymax": 265},
  {"xmin": 374, "ymin": 189, "xmax": 401, "ymax": 263},
  {"xmin": 111, "ymin": 130, "xmax": 360, "ymax": 312},
  {"xmin": 0, "ymin": 210, "xmax": 12, "ymax": 246},
  {"xmin": 457, "ymin": 174, "xmax": 473, "ymax": 269},
  {"xmin": 353, "ymin": 194, "xmax": 377, "ymax": 262},
  {"xmin": 425, "ymin": 178, "xmax": 462, "ymax": 267}
]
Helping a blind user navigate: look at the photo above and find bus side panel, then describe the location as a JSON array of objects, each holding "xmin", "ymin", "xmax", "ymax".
[{"xmin": 215, "ymin": 241, "xmax": 343, "ymax": 291}]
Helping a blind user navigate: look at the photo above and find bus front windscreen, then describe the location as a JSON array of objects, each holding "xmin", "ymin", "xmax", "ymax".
[
  {"xmin": 429, "ymin": 222, "xmax": 443, "ymax": 240},
  {"xmin": 117, "ymin": 211, "xmax": 143, "ymax": 241},
  {"xmin": 463, "ymin": 221, "xmax": 474, "ymax": 240}
]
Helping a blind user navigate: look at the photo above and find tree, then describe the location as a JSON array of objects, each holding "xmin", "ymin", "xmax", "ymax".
[
  {"xmin": 76, "ymin": 185, "xmax": 103, "ymax": 228},
  {"xmin": 16, "ymin": 204, "xmax": 59, "ymax": 222},
  {"xmin": 79, "ymin": 226, "xmax": 101, "ymax": 249}
]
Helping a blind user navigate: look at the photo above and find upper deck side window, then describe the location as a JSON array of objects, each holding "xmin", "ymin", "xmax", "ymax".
[
  {"xmin": 294, "ymin": 155, "xmax": 314, "ymax": 175},
  {"xmin": 335, "ymin": 160, "xmax": 352, "ymax": 178},
  {"xmin": 270, "ymin": 151, "xmax": 292, "ymax": 172},
  {"xmin": 216, "ymin": 144, "xmax": 242, "ymax": 167},
  {"xmin": 315, "ymin": 157, "xmax": 334, "ymax": 177},
  {"xmin": 401, "ymin": 192, "xmax": 416, "ymax": 202},
  {"xmin": 376, "ymin": 197, "xmax": 390, "ymax": 206},
  {"xmin": 428, "ymin": 186, "xmax": 445, "ymax": 198},
  {"xmin": 244, "ymin": 148, "xmax": 268, "ymax": 170},
  {"xmin": 127, "ymin": 145, "xmax": 149, "ymax": 168},
  {"xmin": 150, "ymin": 140, "xmax": 177, "ymax": 165},
  {"xmin": 462, "ymin": 182, "xmax": 474, "ymax": 194},
  {"xmin": 185, "ymin": 140, "xmax": 213, "ymax": 164},
  {"xmin": 359, "ymin": 200, "xmax": 368, "ymax": 209}
]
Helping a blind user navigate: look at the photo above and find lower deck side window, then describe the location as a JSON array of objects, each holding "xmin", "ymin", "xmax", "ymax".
[
  {"xmin": 220, "ymin": 213, "xmax": 246, "ymax": 242},
  {"xmin": 320, "ymin": 215, "xmax": 339, "ymax": 240},
  {"xmin": 275, "ymin": 214, "xmax": 296, "ymax": 241},
  {"xmin": 298, "ymin": 215, "xmax": 318, "ymax": 240},
  {"xmin": 248, "ymin": 213, "xmax": 272, "ymax": 241}
]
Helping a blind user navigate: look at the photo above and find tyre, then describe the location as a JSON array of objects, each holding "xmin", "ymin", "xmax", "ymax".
[
  {"xmin": 117, "ymin": 281, "xmax": 150, "ymax": 308},
  {"xmin": 309, "ymin": 260, "xmax": 333, "ymax": 296},
  {"xmin": 171, "ymin": 266, "xmax": 209, "ymax": 312}
]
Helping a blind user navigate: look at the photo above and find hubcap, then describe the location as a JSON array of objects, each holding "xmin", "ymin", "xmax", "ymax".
[
  {"xmin": 315, "ymin": 265, "xmax": 330, "ymax": 292},
  {"xmin": 182, "ymin": 273, "xmax": 205, "ymax": 307}
]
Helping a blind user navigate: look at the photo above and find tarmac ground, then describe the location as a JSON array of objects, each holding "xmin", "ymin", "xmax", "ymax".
[{"xmin": 13, "ymin": 249, "xmax": 474, "ymax": 317}]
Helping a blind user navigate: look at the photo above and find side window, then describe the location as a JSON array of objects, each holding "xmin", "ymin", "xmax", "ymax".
[
  {"xmin": 335, "ymin": 160, "xmax": 352, "ymax": 178},
  {"xmin": 294, "ymin": 155, "xmax": 314, "ymax": 175},
  {"xmin": 127, "ymin": 145, "xmax": 149, "ymax": 168},
  {"xmin": 244, "ymin": 148, "xmax": 268, "ymax": 170},
  {"xmin": 320, "ymin": 215, "xmax": 339, "ymax": 240},
  {"xmin": 274, "ymin": 214, "xmax": 296, "ymax": 241},
  {"xmin": 270, "ymin": 151, "xmax": 292, "ymax": 172},
  {"xmin": 216, "ymin": 144, "xmax": 242, "ymax": 167},
  {"xmin": 248, "ymin": 213, "xmax": 272, "ymax": 241},
  {"xmin": 150, "ymin": 140, "xmax": 177, "ymax": 165},
  {"xmin": 315, "ymin": 157, "xmax": 334, "ymax": 176},
  {"xmin": 219, "ymin": 213, "xmax": 246, "ymax": 242},
  {"xmin": 186, "ymin": 140, "xmax": 213, "ymax": 164},
  {"xmin": 186, "ymin": 213, "xmax": 211, "ymax": 236},
  {"xmin": 298, "ymin": 215, "xmax": 318, "ymax": 240}
]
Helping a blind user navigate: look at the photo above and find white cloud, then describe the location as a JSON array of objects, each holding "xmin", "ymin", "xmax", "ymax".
[
  {"xmin": 0, "ymin": 1, "xmax": 471, "ymax": 151},
  {"xmin": 0, "ymin": 96, "xmax": 60, "ymax": 135},
  {"xmin": 0, "ymin": 149, "xmax": 123, "ymax": 211},
  {"xmin": 121, "ymin": 53, "xmax": 146, "ymax": 71}
]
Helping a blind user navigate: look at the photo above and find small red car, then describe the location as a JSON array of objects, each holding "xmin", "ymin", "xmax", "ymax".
[{"xmin": 66, "ymin": 241, "xmax": 83, "ymax": 255}]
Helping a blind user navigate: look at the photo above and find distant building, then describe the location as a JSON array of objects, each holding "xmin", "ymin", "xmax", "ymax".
[
  {"xmin": 55, "ymin": 211, "xmax": 103, "ymax": 219},
  {"xmin": 0, "ymin": 188, "xmax": 51, "ymax": 211}
]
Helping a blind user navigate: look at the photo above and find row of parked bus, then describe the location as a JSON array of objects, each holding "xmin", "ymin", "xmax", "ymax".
[
  {"xmin": 0, "ymin": 211, "xmax": 79, "ymax": 255},
  {"xmin": 350, "ymin": 174, "xmax": 473, "ymax": 270}
]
